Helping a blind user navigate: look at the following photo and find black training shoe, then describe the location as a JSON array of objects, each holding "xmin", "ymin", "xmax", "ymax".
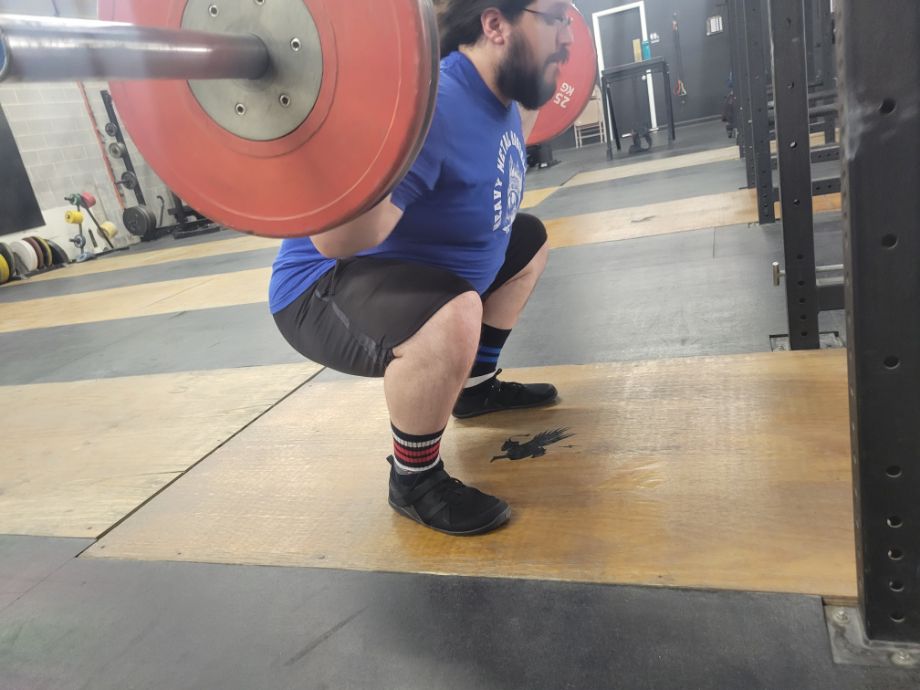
[
  {"xmin": 387, "ymin": 457, "xmax": 511, "ymax": 536},
  {"xmin": 452, "ymin": 369, "xmax": 558, "ymax": 419}
]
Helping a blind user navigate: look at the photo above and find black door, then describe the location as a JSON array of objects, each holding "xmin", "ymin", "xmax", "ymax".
[
  {"xmin": 0, "ymin": 105, "xmax": 43, "ymax": 236},
  {"xmin": 598, "ymin": 9, "xmax": 654, "ymax": 134}
]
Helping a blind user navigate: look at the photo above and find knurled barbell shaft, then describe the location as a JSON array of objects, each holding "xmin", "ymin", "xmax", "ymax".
[{"xmin": 0, "ymin": 14, "xmax": 270, "ymax": 83}]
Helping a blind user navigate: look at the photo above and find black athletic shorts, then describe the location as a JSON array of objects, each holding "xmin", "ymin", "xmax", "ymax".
[{"xmin": 273, "ymin": 213, "xmax": 548, "ymax": 378}]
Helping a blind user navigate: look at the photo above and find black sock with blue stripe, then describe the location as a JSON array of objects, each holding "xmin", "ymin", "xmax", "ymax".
[{"xmin": 461, "ymin": 324, "xmax": 511, "ymax": 397}]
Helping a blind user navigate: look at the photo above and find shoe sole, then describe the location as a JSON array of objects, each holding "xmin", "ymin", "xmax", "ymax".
[
  {"xmin": 388, "ymin": 499, "xmax": 512, "ymax": 536},
  {"xmin": 451, "ymin": 395, "xmax": 559, "ymax": 420}
]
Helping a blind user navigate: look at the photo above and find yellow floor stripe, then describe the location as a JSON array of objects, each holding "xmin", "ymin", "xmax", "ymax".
[
  {"xmin": 770, "ymin": 131, "xmax": 837, "ymax": 153},
  {"xmin": 1, "ymin": 192, "xmax": 842, "ymax": 333},
  {"xmin": 1, "ymin": 234, "xmax": 279, "ymax": 288},
  {"xmin": 804, "ymin": 195, "xmax": 842, "ymax": 214},
  {"xmin": 87, "ymin": 351, "xmax": 856, "ymax": 601},
  {"xmin": 0, "ymin": 362, "xmax": 322, "ymax": 537},
  {"xmin": 2, "ymin": 136, "xmax": 839, "ymax": 293},
  {"xmin": 546, "ymin": 190, "xmax": 842, "ymax": 249},
  {"xmin": 8, "ymin": 192, "xmax": 555, "ymax": 290},
  {"xmin": 0, "ymin": 267, "xmax": 271, "ymax": 334},
  {"xmin": 564, "ymin": 147, "xmax": 741, "ymax": 189},
  {"xmin": 565, "ymin": 132, "xmax": 839, "ymax": 190},
  {"xmin": 522, "ymin": 186, "xmax": 560, "ymax": 208}
]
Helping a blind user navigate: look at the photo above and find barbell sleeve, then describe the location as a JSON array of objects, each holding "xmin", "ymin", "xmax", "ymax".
[{"xmin": 0, "ymin": 14, "xmax": 270, "ymax": 83}]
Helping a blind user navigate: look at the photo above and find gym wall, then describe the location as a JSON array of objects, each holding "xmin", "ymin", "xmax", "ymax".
[
  {"xmin": 565, "ymin": 0, "xmax": 732, "ymax": 139},
  {"xmin": 0, "ymin": 82, "xmax": 123, "ymax": 258},
  {"xmin": 0, "ymin": 0, "xmax": 172, "ymax": 253},
  {"xmin": 0, "ymin": 83, "xmax": 121, "ymax": 221}
]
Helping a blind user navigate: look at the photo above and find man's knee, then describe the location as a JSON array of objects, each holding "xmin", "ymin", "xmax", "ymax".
[
  {"xmin": 514, "ymin": 214, "xmax": 549, "ymax": 277},
  {"xmin": 515, "ymin": 213, "xmax": 548, "ymax": 248},
  {"xmin": 397, "ymin": 291, "xmax": 482, "ymax": 375},
  {"xmin": 440, "ymin": 291, "xmax": 484, "ymax": 366},
  {"xmin": 531, "ymin": 236, "xmax": 549, "ymax": 274}
]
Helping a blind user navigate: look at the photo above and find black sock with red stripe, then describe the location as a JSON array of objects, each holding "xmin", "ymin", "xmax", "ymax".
[{"xmin": 391, "ymin": 424, "xmax": 444, "ymax": 484}]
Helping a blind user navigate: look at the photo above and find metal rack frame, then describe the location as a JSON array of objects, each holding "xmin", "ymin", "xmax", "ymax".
[{"xmin": 837, "ymin": 0, "xmax": 920, "ymax": 645}]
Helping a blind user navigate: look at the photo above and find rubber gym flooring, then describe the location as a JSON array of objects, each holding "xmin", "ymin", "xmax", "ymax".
[{"xmin": 1, "ymin": 121, "xmax": 916, "ymax": 689}]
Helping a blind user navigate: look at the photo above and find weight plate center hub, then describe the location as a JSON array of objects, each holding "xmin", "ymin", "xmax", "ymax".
[{"xmin": 182, "ymin": 0, "xmax": 322, "ymax": 141}]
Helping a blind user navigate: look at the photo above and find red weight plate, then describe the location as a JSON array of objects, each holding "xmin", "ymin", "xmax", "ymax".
[
  {"xmin": 98, "ymin": 0, "xmax": 439, "ymax": 239},
  {"xmin": 527, "ymin": 6, "xmax": 598, "ymax": 146}
]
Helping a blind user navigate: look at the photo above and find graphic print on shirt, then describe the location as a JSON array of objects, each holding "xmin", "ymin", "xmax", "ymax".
[{"xmin": 493, "ymin": 129, "xmax": 526, "ymax": 234}]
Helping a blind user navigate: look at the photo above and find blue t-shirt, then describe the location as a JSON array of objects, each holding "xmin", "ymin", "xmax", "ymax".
[{"xmin": 268, "ymin": 51, "xmax": 527, "ymax": 314}]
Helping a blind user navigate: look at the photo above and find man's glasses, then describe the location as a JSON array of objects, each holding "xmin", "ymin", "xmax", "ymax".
[{"xmin": 523, "ymin": 8, "xmax": 573, "ymax": 29}]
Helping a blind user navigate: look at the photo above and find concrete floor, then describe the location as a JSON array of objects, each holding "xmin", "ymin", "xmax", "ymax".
[{"xmin": 1, "ymin": 120, "xmax": 915, "ymax": 689}]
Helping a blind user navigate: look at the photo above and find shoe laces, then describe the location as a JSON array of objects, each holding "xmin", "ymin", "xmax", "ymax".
[
  {"xmin": 437, "ymin": 477, "xmax": 469, "ymax": 503},
  {"xmin": 486, "ymin": 371, "xmax": 526, "ymax": 403}
]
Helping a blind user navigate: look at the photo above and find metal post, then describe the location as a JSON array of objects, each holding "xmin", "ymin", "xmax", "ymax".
[
  {"xmin": 731, "ymin": 0, "xmax": 756, "ymax": 184},
  {"xmin": 839, "ymin": 0, "xmax": 920, "ymax": 644},
  {"xmin": 661, "ymin": 64, "xmax": 676, "ymax": 144},
  {"xmin": 742, "ymin": 0, "xmax": 775, "ymax": 224},
  {"xmin": 817, "ymin": 0, "xmax": 835, "ymax": 86},
  {"xmin": 0, "ymin": 14, "xmax": 269, "ymax": 83},
  {"xmin": 728, "ymin": 3, "xmax": 744, "ymax": 156},
  {"xmin": 817, "ymin": 0, "xmax": 836, "ymax": 143},
  {"xmin": 602, "ymin": 77, "xmax": 621, "ymax": 160},
  {"xmin": 725, "ymin": 0, "xmax": 741, "ymax": 142},
  {"xmin": 803, "ymin": 0, "xmax": 817, "ymax": 84},
  {"xmin": 768, "ymin": 0, "xmax": 819, "ymax": 350}
]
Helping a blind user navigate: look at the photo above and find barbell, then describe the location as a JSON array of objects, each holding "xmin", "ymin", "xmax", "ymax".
[{"xmin": 0, "ymin": 1, "xmax": 597, "ymax": 239}]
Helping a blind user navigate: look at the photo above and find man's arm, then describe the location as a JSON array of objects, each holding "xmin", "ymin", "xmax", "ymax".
[
  {"xmin": 311, "ymin": 195, "xmax": 403, "ymax": 259},
  {"xmin": 312, "ymin": 96, "xmax": 444, "ymax": 259},
  {"xmin": 518, "ymin": 104, "xmax": 539, "ymax": 141}
]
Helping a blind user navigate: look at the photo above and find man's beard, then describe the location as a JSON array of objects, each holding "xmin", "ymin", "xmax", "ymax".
[{"xmin": 496, "ymin": 35, "xmax": 568, "ymax": 110}]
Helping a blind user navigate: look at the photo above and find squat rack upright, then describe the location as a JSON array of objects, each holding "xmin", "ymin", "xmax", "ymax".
[
  {"xmin": 835, "ymin": 0, "xmax": 920, "ymax": 651},
  {"xmin": 747, "ymin": 0, "xmax": 920, "ymax": 657}
]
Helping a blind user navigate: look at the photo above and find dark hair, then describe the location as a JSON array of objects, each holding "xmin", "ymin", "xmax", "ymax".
[{"xmin": 436, "ymin": 0, "xmax": 533, "ymax": 55}]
